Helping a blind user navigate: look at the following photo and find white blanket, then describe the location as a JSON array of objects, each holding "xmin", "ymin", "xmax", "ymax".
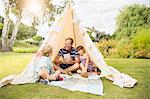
[
  {"xmin": 48, "ymin": 74, "xmax": 104, "ymax": 96},
  {"xmin": 105, "ymin": 66, "xmax": 137, "ymax": 88}
]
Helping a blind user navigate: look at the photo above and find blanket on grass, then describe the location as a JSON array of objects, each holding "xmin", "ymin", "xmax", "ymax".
[{"xmin": 48, "ymin": 74, "xmax": 104, "ymax": 95}]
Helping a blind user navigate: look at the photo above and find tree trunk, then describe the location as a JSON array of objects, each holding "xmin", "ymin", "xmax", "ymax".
[
  {"xmin": 2, "ymin": 19, "xmax": 11, "ymax": 52},
  {"xmin": 1, "ymin": 0, "xmax": 22, "ymax": 52},
  {"xmin": 1, "ymin": 0, "xmax": 12, "ymax": 52},
  {"xmin": 9, "ymin": 12, "xmax": 22, "ymax": 51}
]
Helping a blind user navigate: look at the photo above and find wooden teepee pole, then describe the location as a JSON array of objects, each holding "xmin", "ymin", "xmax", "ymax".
[{"xmin": 70, "ymin": 3, "xmax": 77, "ymax": 47}]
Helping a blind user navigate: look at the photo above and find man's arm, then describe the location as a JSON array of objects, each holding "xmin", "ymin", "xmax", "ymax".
[
  {"xmin": 54, "ymin": 55, "xmax": 67, "ymax": 73},
  {"xmin": 67, "ymin": 49, "xmax": 80, "ymax": 64},
  {"xmin": 75, "ymin": 56, "xmax": 80, "ymax": 63},
  {"xmin": 67, "ymin": 56, "xmax": 80, "ymax": 64}
]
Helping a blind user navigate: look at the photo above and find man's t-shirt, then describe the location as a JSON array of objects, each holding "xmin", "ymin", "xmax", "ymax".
[
  {"xmin": 58, "ymin": 47, "xmax": 79, "ymax": 69},
  {"xmin": 58, "ymin": 47, "xmax": 79, "ymax": 60}
]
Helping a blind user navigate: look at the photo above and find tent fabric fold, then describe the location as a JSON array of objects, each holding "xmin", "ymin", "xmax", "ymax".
[{"xmin": 0, "ymin": 2, "xmax": 137, "ymax": 93}]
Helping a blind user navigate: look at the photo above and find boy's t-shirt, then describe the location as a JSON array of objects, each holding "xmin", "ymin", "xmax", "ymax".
[{"xmin": 36, "ymin": 56, "xmax": 53, "ymax": 74}]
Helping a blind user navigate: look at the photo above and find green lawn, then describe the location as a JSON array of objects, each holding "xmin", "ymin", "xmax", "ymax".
[{"xmin": 0, "ymin": 53, "xmax": 150, "ymax": 99}]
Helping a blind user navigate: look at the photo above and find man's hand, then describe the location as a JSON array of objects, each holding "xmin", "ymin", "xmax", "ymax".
[
  {"xmin": 63, "ymin": 58, "xmax": 73, "ymax": 64},
  {"xmin": 64, "ymin": 56, "xmax": 80, "ymax": 64}
]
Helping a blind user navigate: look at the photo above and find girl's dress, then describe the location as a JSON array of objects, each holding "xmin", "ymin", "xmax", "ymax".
[{"xmin": 79, "ymin": 54, "xmax": 97, "ymax": 72}]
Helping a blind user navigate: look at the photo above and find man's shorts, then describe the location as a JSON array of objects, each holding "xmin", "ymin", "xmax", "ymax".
[{"xmin": 60, "ymin": 64, "xmax": 74, "ymax": 69}]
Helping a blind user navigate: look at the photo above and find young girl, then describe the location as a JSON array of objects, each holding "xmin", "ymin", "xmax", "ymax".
[
  {"xmin": 35, "ymin": 44, "xmax": 62, "ymax": 82},
  {"xmin": 76, "ymin": 46, "xmax": 101, "ymax": 78}
]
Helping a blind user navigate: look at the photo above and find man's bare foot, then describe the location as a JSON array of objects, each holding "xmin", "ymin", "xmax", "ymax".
[{"xmin": 67, "ymin": 71, "xmax": 72, "ymax": 76}]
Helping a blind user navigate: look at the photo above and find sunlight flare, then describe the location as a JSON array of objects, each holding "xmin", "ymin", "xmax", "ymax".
[{"xmin": 25, "ymin": 0, "xmax": 44, "ymax": 16}]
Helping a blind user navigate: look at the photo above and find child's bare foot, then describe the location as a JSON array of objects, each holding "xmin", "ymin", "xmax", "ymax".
[
  {"xmin": 77, "ymin": 69, "xmax": 83, "ymax": 74},
  {"xmin": 81, "ymin": 72, "xmax": 88, "ymax": 78},
  {"xmin": 48, "ymin": 76, "xmax": 56, "ymax": 81},
  {"xmin": 97, "ymin": 72, "xmax": 101, "ymax": 75},
  {"xmin": 61, "ymin": 70, "xmax": 67, "ymax": 74}
]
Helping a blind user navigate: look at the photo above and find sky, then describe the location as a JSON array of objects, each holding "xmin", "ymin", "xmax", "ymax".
[
  {"xmin": 0, "ymin": 0, "xmax": 149, "ymax": 36},
  {"xmin": 53, "ymin": 0, "xmax": 149, "ymax": 35}
]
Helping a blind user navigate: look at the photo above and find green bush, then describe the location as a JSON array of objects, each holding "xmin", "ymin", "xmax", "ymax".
[
  {"xmin": 133, "ymin": 27, "xmax": 150, "ymax": 50},
  {"xmin": 111, "ymin": 27, "xmax": 150, "ymax": 58},
  {"xmin": 132, "ymin": 26, "xmax": 150, "ymax": 58},
  {"xmin": 95, "ymin": 39, "xmax": 118, "ymax": 57},
  {"xmin": 13, "ymin": 40, "xmax": 39, "ymax": 53},
  {"xmin": 32, "ymin": 35, "xmax": 43, "ymax": 42},
  {"xmin": 117, "ymin": 43, "xmax": 135, "ymax": 58},
  {"xmin": 24, "ymin": 40, "xmax": 39, "ymax": 46},
  {"xmin": 0, "ymin": 38, "xmax": 1, "ymax": 49},
  {"xmin": 21, "ymin": 39, "xmax": 40, "ymax": 46},
  {"xmin": 96, "ymin": 38, "xmax": 135, "ymax": 58},
  {"xmin": 0, "ymin": 22, "xmax": 3, "ymax": 30},
  {"xmin": 114, "ymin": 38, "xmax": 139, "ymax": 58},
  {"xmin": 134, "ymin": 50, "xmax": 150, "ymax": 58},
  {"xmin": 14, "ymin": 40, "xmax": 36, "ymax": 48}
]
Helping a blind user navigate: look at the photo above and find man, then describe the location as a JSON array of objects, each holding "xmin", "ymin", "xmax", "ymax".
[{"xmin": 54, "ymin": 37, "xmax": 80, "ymax": 75}]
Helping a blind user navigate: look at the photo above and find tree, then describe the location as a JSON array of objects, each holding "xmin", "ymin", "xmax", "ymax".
[
  {"xmin": 9, "ymin": 6, "xmax": 22, "ymax": 51},
  {"xmin": 1, "ymin": 0, "xmax": 53, "ymax": 52},
  {"xmin": 113, "ymin": 4, "xmax": 150, "ymax": 40},
  {"xmin": 16, "ymin": 23, "xmax": 37, "ymax": 40},
  {"xmin": 47, "ymin": 0, "xmax": 70, "ymax": 26},
  {"xmin": 87, "ymin": 30, "xmax": 95, "ymax": 41},
  {"xmin": 1, "ymin": 0, "xmax": 26, "ymax": 51},
  {"xmin": 1, "ymin": 0, "xmax": 12, "ymax": 51}
]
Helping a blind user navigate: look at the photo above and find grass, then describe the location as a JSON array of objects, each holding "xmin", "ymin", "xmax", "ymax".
[
  {"xmin": 0, "ymin": 53, "xmax": 34, "ymax": 78},
  {"xmin": 0, "ymin": 53, "xmax": 150, "ymax": 99}
]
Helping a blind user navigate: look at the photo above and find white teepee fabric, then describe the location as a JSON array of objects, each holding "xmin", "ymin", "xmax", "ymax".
[{"xmin": 0, "ymin": 2, "xmax": 137, "ymax": 90}]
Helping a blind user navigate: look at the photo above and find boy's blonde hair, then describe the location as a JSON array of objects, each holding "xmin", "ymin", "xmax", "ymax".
[{"xmin": 41, "ymin": 44, "xmax": 53, "ymax": 56}]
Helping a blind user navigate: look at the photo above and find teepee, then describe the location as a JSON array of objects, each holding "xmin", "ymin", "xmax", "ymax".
[
  {"xmin": 0, "ymin": 2, "xmax": 137, "ymax": 88},
  {"xmin": 41, "ymin": 2, "xmax": 108, "ymax": 72}
]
